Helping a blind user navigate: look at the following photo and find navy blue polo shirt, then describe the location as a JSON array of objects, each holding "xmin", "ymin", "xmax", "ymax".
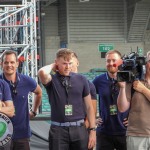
[
  {"xmin": 93, "ymin": 72, "xmax": 129, "ymax": 135},
  {"xmin": 88, "ymin": 80, "xmax": 97, "ymax": 100},
  {"xmin": 0, "ymin": 73, "xmax": 37, "ymax": 140},
  {"xmin": 0, "ymin": 79, "xmax": 12, "ymax": 101},
  {"xmin": 45, "ymin": 72, "xmax": 90, "ymax": 122}
]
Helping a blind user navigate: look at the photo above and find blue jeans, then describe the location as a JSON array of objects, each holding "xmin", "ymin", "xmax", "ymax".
[
  {"xmin": 96, "ymin": 132, "xmax": 127, "ymax": 150},
  {"xmin": 49, "ymin": 125, "xmax": 88, "ymax": 150}
]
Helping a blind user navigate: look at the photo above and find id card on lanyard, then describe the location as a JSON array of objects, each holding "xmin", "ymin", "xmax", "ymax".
[
  {"xmin": 59, "ymin": 75, "xmax": 73, "ymax": 116},
  {"xmin": 65, "ymin": 105, "xmax": 73, "ymax": 116},
  {"xmin": 109, "ymin": 104, "xmax": 117, "ymax": 115}
]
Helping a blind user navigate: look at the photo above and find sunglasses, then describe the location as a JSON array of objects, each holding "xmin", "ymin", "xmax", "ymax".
[
  {"xmin": 10, "ymin": 82, "xmax": 17, "ymax": 96},
  {"xmin": 110, "ymin": 80, "xmax": 119, "ymax": 101}
]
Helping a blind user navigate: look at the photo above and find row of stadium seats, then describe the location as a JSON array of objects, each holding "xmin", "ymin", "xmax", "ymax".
[{"xmin": 81, "ymin": 72, "xmax": 101, "ymax": 82}]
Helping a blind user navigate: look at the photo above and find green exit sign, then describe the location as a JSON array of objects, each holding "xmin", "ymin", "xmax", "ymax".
[
  {"xmin": 98, "ymin": 44, "xmax": 114, "ymax": 52},
  {"xmin": 138, "ymin": 48, "xmax": 143, "ymax": 56}
]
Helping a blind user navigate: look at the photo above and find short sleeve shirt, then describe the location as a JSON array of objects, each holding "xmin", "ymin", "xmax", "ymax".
[
  {"xmin": 0, "ymin": 79, "xmax": 12, "ymax": 101},
  {"xmin": 88, "ymin": 80, "xmax": 97, "ymax": 100},
  {"xmin": 0, "ymin": 73, "xmax": 37, "ymax": 140},
  {"xmin": 126, "ymin": 81, "xmax": 150, "ymax": 136},
  {"xmin": 93, "ymin": 72, "xmax": 129, "ymax": 135},
  {"xmin": 45, "ymin": 72, "xmax": 90, "ymax": 122}
]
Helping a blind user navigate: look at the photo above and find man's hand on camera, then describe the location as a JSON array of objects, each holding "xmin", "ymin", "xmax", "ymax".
[{"xmin": 133, "ymin": 80, "xmax": 145, "ymax": 93}]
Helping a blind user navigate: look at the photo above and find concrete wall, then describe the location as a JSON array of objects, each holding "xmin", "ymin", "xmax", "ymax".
[
  {"xmin": 144, "ymin": 30, "xmax": 150, "ymax": 54},
  {"xmin": 68, "ymin": 42, "xmax": 144, "ymax": 72},
  {"xmin": 41, "ymin": 0, "xmax": 149, "ymax": 72},
  {"xmin": 41, "ymin": 5, "xmax": 60, "ymax": 65}
]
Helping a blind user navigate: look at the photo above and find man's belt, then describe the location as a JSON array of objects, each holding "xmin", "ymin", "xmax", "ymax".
[{"xmin": 51, "ymin": 119, "xmax": 84, "ymax": 127}]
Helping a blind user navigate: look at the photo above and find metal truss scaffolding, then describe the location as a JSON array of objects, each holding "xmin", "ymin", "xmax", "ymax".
[{"xmin": 0, "ymin": 0, "xmax": 38, "ymax": 111}]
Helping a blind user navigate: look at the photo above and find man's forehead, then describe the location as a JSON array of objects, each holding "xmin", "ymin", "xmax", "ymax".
[
  {"xmin": 106, "ymin": 53, "xmax": 120, "ymax": 57},
  {"xmin": 58, "ymin": 56, "xmax": 73, "ymax": 62}
]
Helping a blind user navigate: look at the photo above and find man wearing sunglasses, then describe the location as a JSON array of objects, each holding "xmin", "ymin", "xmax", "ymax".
[
  {"xmin": 0, "ymin": 50, "xmax": 42, "ymax": 150},
  {"xmin": 0, "ymin": 79, "xmax": 14, "ymax": 150},
  {"xmin": 93, "ymin": 50, "xmax": 129, "ymax": 150}
]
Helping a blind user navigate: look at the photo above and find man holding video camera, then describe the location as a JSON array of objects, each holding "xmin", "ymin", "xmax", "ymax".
[{"xmin": 117, "ymin": 51, "xmax": 150, "ymax": 150}]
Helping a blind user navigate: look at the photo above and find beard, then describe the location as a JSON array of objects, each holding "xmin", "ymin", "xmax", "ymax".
[{"xmin": 107, "ymin": 66, "xmax": 118, "ymax": 74}]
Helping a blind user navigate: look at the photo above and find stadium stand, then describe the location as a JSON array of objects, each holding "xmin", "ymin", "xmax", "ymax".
[
  {"xmin": 90, "ymin": 68, "xmax": 107, "ymax": 73},
  {"xmin": 41, "ymin": 87, "xmax": 50, "ymax": 113}
]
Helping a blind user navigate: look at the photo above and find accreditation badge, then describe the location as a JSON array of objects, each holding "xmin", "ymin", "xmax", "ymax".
[
  {"xmin": 65, "ymin": 105, "xmax": 73, "ymax": 116},
  {"xmin": 109, "ymin": 105, "xmax": 117, "ymax": 115},
  {"xmin": 0, "ymin": 113, "xmax": 13, "ymax": 147}
]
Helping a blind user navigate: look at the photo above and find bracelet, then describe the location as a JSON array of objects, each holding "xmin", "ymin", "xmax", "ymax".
[
  {"xmin": 88, "ymin": 127, "xmax": 96, "ymax": 131},
  {"xmin": 31, "ymin": 110, "xmax": 37, "ymax": 117}
]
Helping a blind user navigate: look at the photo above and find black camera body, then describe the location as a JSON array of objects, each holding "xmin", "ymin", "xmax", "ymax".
[{"xmin": 117, "ymin": 52, "xmax": 146, "ymax": 82}]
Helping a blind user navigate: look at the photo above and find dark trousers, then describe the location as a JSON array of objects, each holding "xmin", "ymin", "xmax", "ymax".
[
  {"xmin": 96, "ymin": 132, "xmax": 127, "ymax": 150},
  {"xmin": 10, "ymin": 138, "xmax": 30, "ymax": 150},
  {"xmin": 0, "ymin": 138, "xmax": 30, "ymax": 150},
  {"xmin": 49, "ymin": 125, "xmax": 88, "ymax": 150}
]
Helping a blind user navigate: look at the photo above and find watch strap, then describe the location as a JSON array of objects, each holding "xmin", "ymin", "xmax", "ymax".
[{"xmin": 31, "ymin": 110, "xmax": 37, "ymax": 117}]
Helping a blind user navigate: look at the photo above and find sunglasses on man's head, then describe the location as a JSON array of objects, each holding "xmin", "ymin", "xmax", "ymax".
[{"xmin": 110, "ymin": 80, "xmax": 119, "ymax": 100}]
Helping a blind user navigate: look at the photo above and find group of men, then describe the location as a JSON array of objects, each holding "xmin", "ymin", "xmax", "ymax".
[{"xmin": 0, "ymin": 48, "xmax": 150, "ymax": 150}]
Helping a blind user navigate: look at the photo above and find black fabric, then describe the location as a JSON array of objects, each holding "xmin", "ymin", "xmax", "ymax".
[
  {"xmin": 10, "ymin": 139, "xmax": 30, "ymax": 150},
  {"xmin": 96, "ymin": 132, "xmax": 127, "ymax": 150},
  {"xmin": 45, "ymin": 72, "xmax": 90, "ymax": 122},
  {"xmin": 49, "ymin": 125, "xmax": 88, "ymax": 150}
]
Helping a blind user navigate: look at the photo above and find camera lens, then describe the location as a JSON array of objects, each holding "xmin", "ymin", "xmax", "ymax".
[{"xmin": 117, "ymin": 71, "xmax": 130, "ymax": 82}]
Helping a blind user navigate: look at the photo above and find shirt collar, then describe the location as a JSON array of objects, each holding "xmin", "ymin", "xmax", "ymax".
[
  {"xmin": 56, "ymin": 71, "xmax": 72, "ymax": 77},
  {"xmin": 106, "ymin": 72, "xmax": 117, "ymax": 82},
  {"xmin": 2, "ymin": 72, "xmax": 20, "ymax": 84}
]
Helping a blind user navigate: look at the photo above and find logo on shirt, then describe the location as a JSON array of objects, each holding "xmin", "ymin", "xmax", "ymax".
[{"xmin": 0, "ymin": 113, "xmax": 13, "ymax": 147}]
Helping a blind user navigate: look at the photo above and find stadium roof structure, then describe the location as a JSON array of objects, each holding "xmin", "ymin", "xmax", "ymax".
[{"xmin": 0, "ymin": 0, "xmax": 38, "ymax": 112}]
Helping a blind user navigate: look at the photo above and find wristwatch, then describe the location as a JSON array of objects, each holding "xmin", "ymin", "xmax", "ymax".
[
  {"xmin": 88, "ymin": 127, "xmax": 97, "ymax": 131},
  {"xmin": 31, "ymin": 110, "xmax": 37, "ymax": 117}
]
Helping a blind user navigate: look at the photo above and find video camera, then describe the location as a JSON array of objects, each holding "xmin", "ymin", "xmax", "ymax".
[{"xmin": 117, "ymin": 52, "xmax": 146, "ymax": 82}]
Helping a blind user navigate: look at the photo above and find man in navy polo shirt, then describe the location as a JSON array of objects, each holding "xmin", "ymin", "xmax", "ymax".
[
  {"xmin": 0, "ymin": 50, "xmax": 42, "ymax": 150},
  {"xmin": 93, "ymin": 50, "xmax": 129, "ymax": 150},
  {"xmin": 0, "ymin": 79, "xmax": 14, "ymax": 150},
  {"xmin": 71, "ymin": 52, "xmax": 97, "ymax": 128},
  {"xmin": 0, "ymin": 80, "xmax": 14, "ymax": 117},
  {"xmin": 38, "ymin": 48, "xmax": 96, "ymax": 150}
]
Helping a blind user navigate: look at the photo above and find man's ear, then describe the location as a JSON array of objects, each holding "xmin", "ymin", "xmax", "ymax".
[
  {"xmin": 16, "ymin": 61, "xmax": 19, "ymax": 68},
  {"xmin": 55, "ymin": 60, "xmax": 59, "ymax": 70},
  {"xmin": 77, "ymin": 60, "xmax": 79, "ymax": 67}
]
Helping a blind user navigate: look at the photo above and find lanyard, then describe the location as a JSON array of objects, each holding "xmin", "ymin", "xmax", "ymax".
[
  {"xmin": 59, "ymin": 76, "xmax": 71, "ymax": 104},
  {"xmin": 110, "ymin": 79, "xmax": 118, "ymax": 103}
]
